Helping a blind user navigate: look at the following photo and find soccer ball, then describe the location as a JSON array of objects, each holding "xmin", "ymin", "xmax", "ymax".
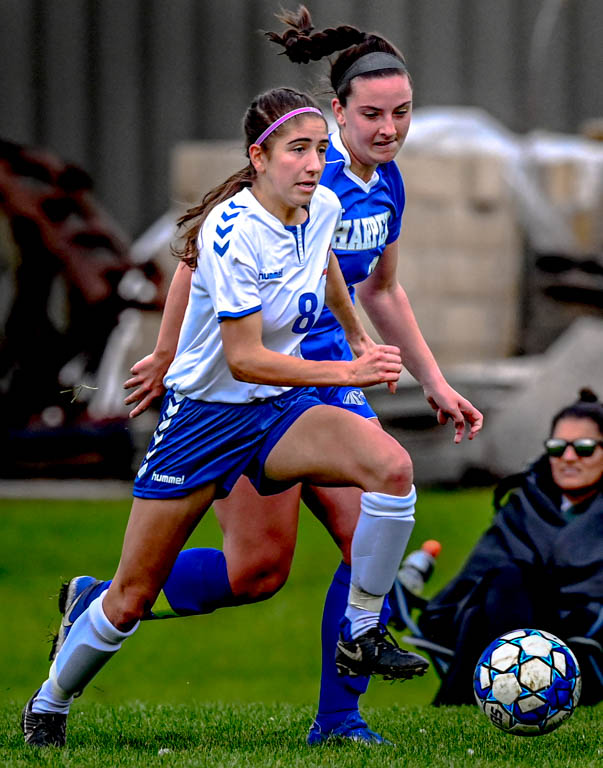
[{"xmin": 473, "ymin": 628, "xmax": 581, "ymax": 736}]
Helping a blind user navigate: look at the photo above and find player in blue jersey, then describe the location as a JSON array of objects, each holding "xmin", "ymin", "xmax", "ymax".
[
  {"xmin": 22, "ymin": 85, "xmax": 434, "ymax": 748},
  {"xmin": 38, "ymin": 9, "xmax": 483, "ymax": 748}
]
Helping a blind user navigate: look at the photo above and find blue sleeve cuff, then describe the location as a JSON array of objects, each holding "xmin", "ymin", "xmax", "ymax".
[{"xmin": 217, "ymin": 305, "xmax": 261, "ymax": 322}]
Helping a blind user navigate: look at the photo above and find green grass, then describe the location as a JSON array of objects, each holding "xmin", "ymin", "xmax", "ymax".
[
  {"xmin": 1, "ymin": 490, "xmax": 600, "ymax": 765},
  {"xmin": 1, "ymin": 702, "xmax": 601, "ymax": 767},
  {"xmin": 0, "ymin": 489, "xmax": 492, "ymax": 707}
]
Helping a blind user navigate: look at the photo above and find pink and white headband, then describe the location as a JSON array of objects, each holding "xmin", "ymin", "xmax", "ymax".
[{"xmin": 254, "ymin": 107, "xmax": 324, "ymax": 146}]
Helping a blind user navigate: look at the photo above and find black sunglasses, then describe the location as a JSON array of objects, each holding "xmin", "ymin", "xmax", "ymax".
[{"xmin": 544, "ymin": 438, "xmax": 603, "ymax": 458}]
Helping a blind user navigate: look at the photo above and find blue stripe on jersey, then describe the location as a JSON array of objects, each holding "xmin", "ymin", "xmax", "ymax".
[
  {"xmin": 285, "ymin": 217, "xmax": 309, "ymax": 264},
  {"xmin": 221, "ymin": 200, "xmax": 246, "ymax": 219},
  {"xmin": 214, "ymin": 202, "xmax": 247, "ymax": 255},
  {"xmin": 216, "ymin": 223, "xmax": 234, "ymax": 238},
  {"xmin": 217, "ymin": 305, "xmax": 262, "ymax": 322}
]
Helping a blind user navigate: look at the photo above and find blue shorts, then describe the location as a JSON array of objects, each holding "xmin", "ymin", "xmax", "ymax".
[
  {"xmin": 314, "ymin": 385, "xmax": 377, "ymax": 420},
  {"xmin": 133, "ymin": 387, "xmax": 324, "ymax": 500}
]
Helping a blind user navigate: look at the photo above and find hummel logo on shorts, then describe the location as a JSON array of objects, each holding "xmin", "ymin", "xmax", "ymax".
[{"xmin": 152, "ymin": 472, "xmax": 185, "ymax": 485}]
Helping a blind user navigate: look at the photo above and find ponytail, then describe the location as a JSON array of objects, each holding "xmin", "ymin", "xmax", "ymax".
[
  {"xmin": 174, "ymin": 166, "xmax": 255, "ymax": 269},
  {"xmin": 266, "ymin": 5, "xmax": 409, "ymax": 104}
]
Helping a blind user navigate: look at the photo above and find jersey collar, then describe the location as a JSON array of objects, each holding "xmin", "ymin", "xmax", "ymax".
[
  {"xmin": 330, "ymin": 130, "xmax": 380, "ymax": 193},
  {"xmin": 239, "ymin": 187, "xmax": 311, "ymax": 229}
]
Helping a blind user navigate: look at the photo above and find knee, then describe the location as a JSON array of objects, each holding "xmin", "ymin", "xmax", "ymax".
[
  {"xmin": 366, "ymin": 443, "xmax": 413, "ymax": 496},
  {"xmin": 228, "ymin": 555, "xmax": 292, "ymax": 603}
]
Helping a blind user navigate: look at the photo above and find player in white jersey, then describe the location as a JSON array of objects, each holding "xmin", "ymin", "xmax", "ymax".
[
  {"xmin": 44, "ymin": 9, "xmax": 484, "ymax": 748},
  {"xmin": 160, "ymin": 183, "xmax": 341, "ymax": 405},
  {"xmin": 22, "ymin": 86, "xmax": 432, "ymax": 749}
]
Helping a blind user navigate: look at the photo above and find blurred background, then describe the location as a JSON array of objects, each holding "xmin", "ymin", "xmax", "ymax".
[{"xmin": 1, "ymin": 0, "xmax": 602, "ymax": 483}]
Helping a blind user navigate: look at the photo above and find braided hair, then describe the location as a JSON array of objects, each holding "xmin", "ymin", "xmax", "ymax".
[{"xmin": 266, "ymin": 5, "xmax": 410, "ymax": 105}]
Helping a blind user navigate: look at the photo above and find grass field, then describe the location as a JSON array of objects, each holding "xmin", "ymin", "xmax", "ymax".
[
  {"xmin": 1, "ymin": 489, "xmax": 601, "ymax": 765},
  {"xmin": 1, "ymin": 701, "xmax": 601, "ymax": 767}
]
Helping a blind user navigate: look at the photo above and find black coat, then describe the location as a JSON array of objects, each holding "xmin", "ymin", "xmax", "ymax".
[{"xmin": 418, "ymin": 457, "xmax": 603, "ymax": 704}]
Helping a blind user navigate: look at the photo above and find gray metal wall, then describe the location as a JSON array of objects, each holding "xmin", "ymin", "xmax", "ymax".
[{"xmin": 2, "ymin": 0, "xmax": 602, "ymax": 236}]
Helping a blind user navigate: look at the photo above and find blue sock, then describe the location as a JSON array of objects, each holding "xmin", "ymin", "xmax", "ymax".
[
  {"xmin": 314, "ymin": 561, "xmax": 392, "ymax": 730},
  {"xmin": 80, "ymin": 549, "xmax": 235, "ymax": 619},
  {"xmin": 159, "ymin": 548, "xmax": 235, "ymax": 616}
]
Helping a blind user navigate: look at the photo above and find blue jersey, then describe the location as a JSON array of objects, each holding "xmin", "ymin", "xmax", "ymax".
[{"xmin": 301, "ymin": 129, "xmax": 405, "ymax": 363}]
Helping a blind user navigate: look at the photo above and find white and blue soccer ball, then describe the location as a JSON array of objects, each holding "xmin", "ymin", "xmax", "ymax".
[{"xmin": 473, "ymin": 628, "xmax": 581, "ymax": 736}]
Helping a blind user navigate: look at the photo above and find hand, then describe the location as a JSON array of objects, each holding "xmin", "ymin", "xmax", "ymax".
[
  {"xmin": 348, "ymin": 336, "xmax": 399, "ymax": 394},
  {"xmin": 123, "ymin": 352, "xmax": 171, "ymax": 418},
  {"xmin": 424, "ymin": 382, "xmax": 484, "ymax": 443},
  {"xmin": 348, "ymin": 332, "xmax": 377, "ymax": 359},
  {"xmin": 350, "ymin": 345, "xmax": 402, "ymax": 391}
]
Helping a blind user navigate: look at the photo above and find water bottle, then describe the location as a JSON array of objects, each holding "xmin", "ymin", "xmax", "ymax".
[{"xmin": 397, "ymin": 539, "xmax": 442, "ymax": 596}]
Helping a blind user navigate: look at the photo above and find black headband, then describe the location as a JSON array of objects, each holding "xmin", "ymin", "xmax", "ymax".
[{"xmin": 335, "ymin": 52, "xmax": 406, "ymax": 93}]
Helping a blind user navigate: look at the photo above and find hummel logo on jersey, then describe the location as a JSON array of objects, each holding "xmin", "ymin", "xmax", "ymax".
[
  {"xmin": 343, "ymin": 389, "xmax": 367, "ymax": 406},
  {"xmin": 214, "ymin": 201, "xmax": 247, "ymax": 257},
  {"xmin": 259, "ymin": 268, "xmax": 284, "ymax": 281},
  {"xmin": 332, "ymin": 211, "xmax": 390, "ymax": 251},
  {"xmin": 152, "ymin": 472, "xmax": 185, "ymax": 485}
]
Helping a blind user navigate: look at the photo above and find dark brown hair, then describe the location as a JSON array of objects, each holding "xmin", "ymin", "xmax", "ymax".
[
  {"xmin": 265, "ymin": 5, "xmax": 410, "ymax": 105},
  {"xmin": 550, "ymin": 388, "xmax": 603, "ymax": 436},
  {"xmin": 176, "ymin": 87, "xmax": 324, "ymax": 268}
]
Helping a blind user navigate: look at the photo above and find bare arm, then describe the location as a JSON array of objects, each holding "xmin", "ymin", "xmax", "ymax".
[
  {"xmin": 124, "ymin": 262, "xmax": 192, "ymax": 417},
  {"xmin": 220, "ymin": 311, "xmax": 402, "ymax": 389},
  {"xmin": 324, "ymin": 251, "xmax": 374, "ymax": 357},
  {"xmin": 356, "ymin": 240, "xmax": 483, "ymax": 441},
  {"xmin": 325, "ymin": 250, "xmax": 398, "ymax": 393}
]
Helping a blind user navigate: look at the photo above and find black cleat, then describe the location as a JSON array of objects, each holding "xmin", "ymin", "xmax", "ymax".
[
  {"xmin": 21, "ymin": 691, "xmax": 67, "ymax": 747},
  {"xmin": 335, "ymin": 623, "xmax": 430, "ymax": 681}
]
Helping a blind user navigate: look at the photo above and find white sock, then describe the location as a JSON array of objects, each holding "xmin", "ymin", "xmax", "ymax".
[
  {"xmin": 345, "ymin": 487, "xmax": 416, "ymax": 639},
  {"xmin": 33, "ymin": 593, "xmax": 139, "ymax": 714}
]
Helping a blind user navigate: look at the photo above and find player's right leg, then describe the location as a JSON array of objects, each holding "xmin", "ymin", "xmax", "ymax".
[
  {"xmin": 23, "ymin": 487, "xmax": 215, "ymax": 747},
  {"xmin": 263, "ymin": 404, "xmax": 429, "ymax": 682}
]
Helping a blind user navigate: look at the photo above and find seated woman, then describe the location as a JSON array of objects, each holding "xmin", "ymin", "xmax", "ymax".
[{"xmin": 417, "ymin": 388, "xmax": 603, "ymax": 706}]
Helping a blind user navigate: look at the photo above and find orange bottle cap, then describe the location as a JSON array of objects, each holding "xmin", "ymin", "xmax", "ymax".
[{"xmin": 421, "ymin": 539, "xmax": 442, "ymax": 557}]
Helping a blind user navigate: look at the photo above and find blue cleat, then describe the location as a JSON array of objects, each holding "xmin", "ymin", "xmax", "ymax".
[
  {"xmin": 49, "ymin": 576, "xmax": 106, "ymax": 661},
  {"xmin": 307, "ymin": 711, "xmax": 392, "ymax": 745}
]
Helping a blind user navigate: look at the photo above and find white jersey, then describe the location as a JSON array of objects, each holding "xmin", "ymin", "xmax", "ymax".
[{"xmin": 164, "ymin": 186, "xmax": 342, "ymax": 403}]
